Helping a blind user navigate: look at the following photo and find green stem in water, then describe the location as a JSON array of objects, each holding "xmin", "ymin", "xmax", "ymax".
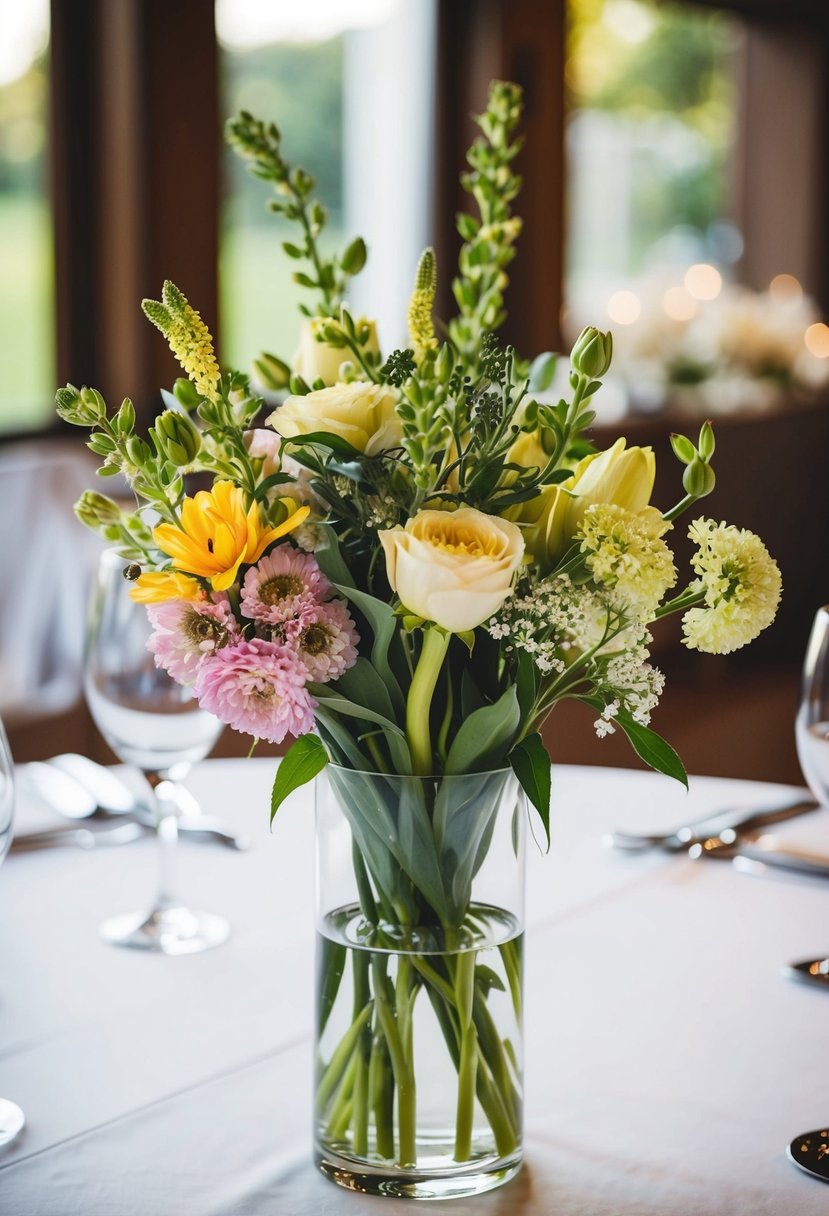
[
  {"xmin": 406, "ymin": 628, "xmax": 451, "ymax": 776},
  {"xmin": 454, "ymin": 949, "xmax": 479, "ymax": 1161},
  {"xmin": 371, "ymin": 955, "xmax": 417, "ymax": 1167}
]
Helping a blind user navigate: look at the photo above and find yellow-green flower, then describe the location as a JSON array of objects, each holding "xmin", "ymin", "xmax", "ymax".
[
  {"xmin": 129, "ymin": 570, "xmax": 205, "ymax": 605},
  {"xmin": 153, "ymin": 481, "xmax": 309, "ymax": 592},
  {"xmin": 682, "ymin": 518, "xmax": 782, "ymax": 654},
  {"xmin": 142, "ymin": 281, "xmax": 221, "ymax": 402},
  {"xmin": 578, "ymin": 503, "xmax": 676, "ymax": 618},
  {"xmin": 407, "ymin": 248, "xmax": 438, "ymax": 362}
]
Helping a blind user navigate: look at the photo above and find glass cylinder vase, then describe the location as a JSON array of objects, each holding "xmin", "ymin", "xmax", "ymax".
[{"xmin": 314, "ymin": 765, "xmax": 525, "ymax": 1200}]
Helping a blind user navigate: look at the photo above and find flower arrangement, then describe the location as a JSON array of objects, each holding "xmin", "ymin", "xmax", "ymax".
[
  {"xmin": 61, "ymin": 81, "xmax": 781, "ymax": 1188},
  {"xmin": 574, "ymin": 271, "xmax": 829, "ymax": 417}
]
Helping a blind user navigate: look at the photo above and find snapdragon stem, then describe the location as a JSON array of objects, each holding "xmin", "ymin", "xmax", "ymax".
[{"xmin": 406, "ymin": 629, "xmax": 451, "ymax": 775}]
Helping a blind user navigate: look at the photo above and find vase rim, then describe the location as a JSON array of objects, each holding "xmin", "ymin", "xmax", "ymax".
[{"xmin": 324, "ymin": 762, "xmax": 516, "ymax": 781}]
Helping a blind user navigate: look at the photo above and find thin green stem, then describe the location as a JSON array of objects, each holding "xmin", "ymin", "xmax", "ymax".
[{"xmin": 406, "ymin": 628, "xmax": 451, "ymax": 775}]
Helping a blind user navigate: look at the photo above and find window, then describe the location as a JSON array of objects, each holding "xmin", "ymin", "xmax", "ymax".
[
  {"xmin": 565, "ymin": 0, "xmax": 742, "ymax": 332},
  {"xmin": 216, "ymin": 0, "xmax": 435, "ymax": 373},
  {"xmin": 0, "ymin": 0, "xmax": 53, "ymax": 433}
]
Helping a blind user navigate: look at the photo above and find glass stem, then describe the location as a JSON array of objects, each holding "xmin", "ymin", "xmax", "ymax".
[{"xmin": 148, "ymin": 774, "xmax": 179, "ymax": 912}]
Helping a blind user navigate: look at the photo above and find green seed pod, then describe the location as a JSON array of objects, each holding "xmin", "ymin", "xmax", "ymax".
[{"xmin": 682, "ymin": 458, "xmax": 716, "ymax": 498}]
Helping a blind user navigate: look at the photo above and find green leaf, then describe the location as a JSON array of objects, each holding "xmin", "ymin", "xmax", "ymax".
[
  {"xmin": 340, "ymin": 236, "xmax": 368, "ymax": 275},
  {"xmin": 314, "ymin": 523, "xmax": 355, "ymax": 588},
  {"xmin": 528, "ymin": 351, "xmax": 557, "ymax": 392},
  {"xmin": 445, "ymin": 685, "xmax": 521, "ymax": 775},
  {"xmin": 283, "ymin": 430, "xmax": 365, "ymax": 461},
  {"xmin": 317, "ymin": 938, "xmax": 346, "ymax": 1034},
  {"xmin": 614, "ymin": 710, "xmax": 688, "ymax": 787},
  {"xmin": 333, "ymin": 583, "xmax": 405, "ymax": 720},
  {"xmin": 580, "ymin": 698, "xmax": 688, "ymax": 788},
  {"xmin": 509, "ymin": 732, "xmax": 552, "ymax": 850},
  {"xmin": 270, "ymin": 733, "xmax": 328, "ymax": 824}
]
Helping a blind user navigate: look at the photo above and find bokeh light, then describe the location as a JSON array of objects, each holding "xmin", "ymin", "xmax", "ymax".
[
  {"xmin": 607, "ymin": 290, "xmax": 641, "ymax": 325},
  {"xmin": 804, "ymin": 323, "xmax": 829, "ymax": 358},
  {"xmin": 684, "ymin": 264, "xmax": 722, "ymax": 301}
]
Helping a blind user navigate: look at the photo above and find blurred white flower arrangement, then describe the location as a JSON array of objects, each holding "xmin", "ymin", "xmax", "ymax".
[{"xmin": 569, "ymin": 270, "xmax": 829, "ymax": 418}]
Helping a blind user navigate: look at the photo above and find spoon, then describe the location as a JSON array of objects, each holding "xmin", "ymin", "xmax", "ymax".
[{"xmin": 22, "ymin": 760, "xmax": 250, "ymax": 851}]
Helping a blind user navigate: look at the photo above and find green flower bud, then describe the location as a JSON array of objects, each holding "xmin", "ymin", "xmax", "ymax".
[
  {"xmin": 80, "ymin": 387, "xmax": 108, "ymax": 422},
  {"xmin": 435, "ymin": 343, "xmax": 455, "ymax": 384},
  {"xmin": 682, "ymin": 458, "xmax": 716, "ymax": 498},
  {"xmin": 173, "ymin": 377, "xmax": 201, "ymax": 410},
  {"xmin": 74, "ymin": 490, "xmax": 123, "ymax": 530},
  {"xmin": 114, "ymin": 398, "xmax": 135, "ymax": 435},
  {"xmin": 126, "ymin": 435, "xmax": 151, "ymax": 466},
  {"xmin": 155, "ymin": 409, "xmax": 201, "ymax": 466},
  {"xmin": 570, "ymin": 327, "xmax": 613, "ymax": 379},
  {"xmin": 254, "ymin": 352, "xmax": 291, "ymax": 391},
  {"xmin": 55, "ymin": 384, "xmax": 106, "ymax": 426}
]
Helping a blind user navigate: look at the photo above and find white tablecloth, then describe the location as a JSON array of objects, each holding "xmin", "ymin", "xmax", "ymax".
[{"xmin": 1, "ymin": 760, "xmax": 828, "ymax": 1215}]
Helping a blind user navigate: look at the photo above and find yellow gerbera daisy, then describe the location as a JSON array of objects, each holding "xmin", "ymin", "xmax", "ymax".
[
  {"xmin": 129, "ymin": 570, "xmax": 205, "ymax": 604},
  {"xmin": 153, "ymin": 481, "xmax": 310, "ymax": 592}
]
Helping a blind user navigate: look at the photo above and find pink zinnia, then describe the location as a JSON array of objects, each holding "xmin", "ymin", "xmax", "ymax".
[
  {"xmin": 194, "ymin": 638, "xmax": 316, "ymax": 743},
  {"xmin": 147, "ymin": 596, "xmax": 237, "ymax": 686},
  {"xmin": 240, "ymin": 545, "xmax": 331, "ymax": 626},
  {"xmin": 297, "ymin": 599, "xmax": 360, "ymax": 683}
]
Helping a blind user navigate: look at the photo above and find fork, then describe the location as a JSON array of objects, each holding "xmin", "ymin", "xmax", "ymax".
[{"xmin": 605, "ymin": 798, "xmax": 818, "ymax": 852}]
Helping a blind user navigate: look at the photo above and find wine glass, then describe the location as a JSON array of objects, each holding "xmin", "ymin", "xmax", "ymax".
[
  {"xmin": 0, "ymin": 714, "xmax": 26, "ymax": 1147},
  {"xmin": 85, "ymin": 548, "xmax": 229, "ymax": 954},
  {"xmin": 789, "ymin": 604, "xmax": 829, "ymax": 985}
]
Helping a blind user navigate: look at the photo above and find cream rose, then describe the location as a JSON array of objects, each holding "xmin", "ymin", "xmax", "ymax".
[
  {"xmin": 266, "ymin": 381, "xmax": 403, "ymax": 457},
  {"xmin": 379, "ymin": 508, "xmax": 524, "ymax": 633},
  {"xmin": 292, "ymin": 316, "xmax": 379, "ymax": 386}
]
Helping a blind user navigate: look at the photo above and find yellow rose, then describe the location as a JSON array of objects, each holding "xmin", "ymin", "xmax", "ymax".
[
  {"xmin": 514, "ymin": 438, "xmax": 656, "ymax": 569},
  {"xmin": 379, "ymin": 508, "xmax": 524, "ymax": 633},
  {"xmin": 267, "ymin": 382, "xmax": 403, "ymax": 457},
  {"xmin": 506, "ymin": 428, "xmax": 551, "ymax": 474},
  {"xmin": 292, "ymin": 316, "xmax": 379, "ymax": 387}
]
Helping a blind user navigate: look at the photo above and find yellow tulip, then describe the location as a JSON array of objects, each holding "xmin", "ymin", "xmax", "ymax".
[
  {"xmin": 153, "ymin": 481, "xmax": 310, "ymax": 592},
  {"xmin": 129, "ymin": 570, "xmax": 205, "ymax": 604},
  {"xmin": 514, "ymin": 439, "xmax": 656, "ymax": 570}
]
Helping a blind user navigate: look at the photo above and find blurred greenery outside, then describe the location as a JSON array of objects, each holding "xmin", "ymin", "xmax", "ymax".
[
  {"xmin": 567, "ymin": 0, "xmax": 739, "ymax": 283},
  {"xmin": 0, "ymin": 51, "xmax": 54, "ymax": 433},
  {"xmin": 219, "ymin": 38, "xmax": 347, "ymax": 375},
  {"xmin": 0, "ymin": 3, "xmax": 738, "ymax": 433}
]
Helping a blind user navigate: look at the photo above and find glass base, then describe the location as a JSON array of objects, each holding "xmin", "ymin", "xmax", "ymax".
[
  {"xmin": 0, "ymin": 1099, "xmax": 25, "ymax": 1148},
  {"xmin": 316, "ymin": 1144, "xmax": 522, "ymax": 1200},
  {"xmin": 99, "ymin": 905, "xmax": 230, "ymax": 955}
]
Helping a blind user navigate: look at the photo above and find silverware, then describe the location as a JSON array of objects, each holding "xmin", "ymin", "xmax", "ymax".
[
  {"xmin": 784, "ymin": 959, "xmax": 829, "ymax": 989},
  {"xmin": 10, "ymin": 822, "xmax": 146, "ymax": 853},
  {"xmin": 605, "ymin": 798, "xmax": 818, "ymax": 853},
  {"xmin": 22, "ymin": 757, "xmax": 250, "ymax": 851},
  {"xmin": 689, "ymin": 835, "xmax": 829, "ymax": 881},
  {"xmin": 788, "ymin": 1129, "xmax": 829, "ymax": 1181}
]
